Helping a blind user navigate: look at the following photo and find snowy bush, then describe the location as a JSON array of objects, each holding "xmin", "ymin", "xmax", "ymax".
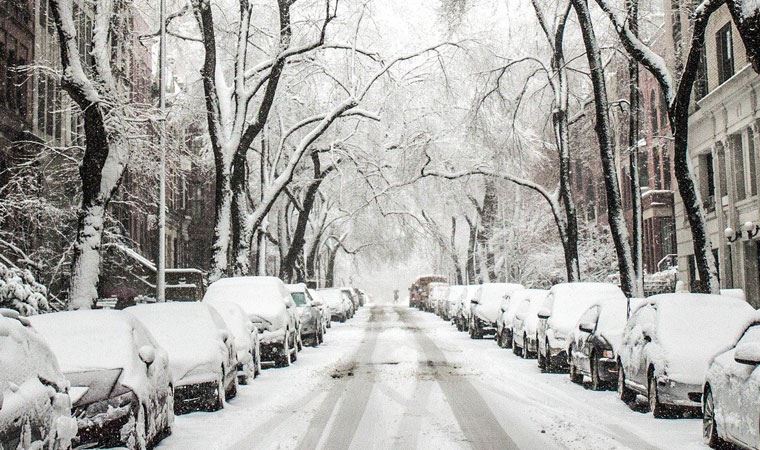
[{"xmin": 0, "ymin": 261, "xmax": 49, "ymax": 315}]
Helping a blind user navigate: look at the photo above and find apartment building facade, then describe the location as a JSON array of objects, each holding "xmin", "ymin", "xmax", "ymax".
[{"xmin": 670, "ymin": 4, "xmax": 760, "ymax": 305}]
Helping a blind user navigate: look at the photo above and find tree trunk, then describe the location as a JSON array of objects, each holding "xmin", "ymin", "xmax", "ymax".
[
  {"xmin": 627, "ymin": 0, "xmax": 645, "ymax": 297},
  {"xmin": 477, "ymin": 180, "xmax": 499, "ymax": 281},
  {"xmin": 325, "ymin": 244, "xmax": 338, "ymax": 288},
  {"xmin": 572, "ymin": 0, "xmax": 636, "ymax": 297},
  {"xmin": 280, "ymin": 153, "xmax": 334, "ymax": 282},
  {"xmin": 465, "ymin": 215, "xmax": 478, "ymax": 283},
  {"xmin": 450, "ymin": 217, "xmax": 464, "ymax": 284}
]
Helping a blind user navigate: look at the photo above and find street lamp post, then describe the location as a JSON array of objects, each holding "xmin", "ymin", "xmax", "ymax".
[{"xmin": 157, "ymin": 0, "xmax": 167, "ymax": 301}]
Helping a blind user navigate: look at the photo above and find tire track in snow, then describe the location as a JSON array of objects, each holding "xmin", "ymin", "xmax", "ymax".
[
  {"xmin": 296, "ymin": 306, "xmax": 385, "ymax": 449},
  {"xmin": 397, "ymin": 307, "xmax": 519, "ymax": 450}
]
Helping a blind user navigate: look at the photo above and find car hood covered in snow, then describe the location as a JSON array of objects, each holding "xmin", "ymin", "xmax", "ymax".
[
  {"xmin": 473, "ymin": 283, "xmax": 524, "ymax": 324},
  {"xmin": 649, "ymin": 294, "xmax": 754, "ymax": 385},
  {"xmin": 204, "ymin": 276, "xmax": 290, "ymax": 332},
  {"xmin": 126, "ymin": 303, "xmax": 228, "ymax": 386},
  {"xmin": 316, "ymin": 288, "xmax": 345, "ymax": 311}
]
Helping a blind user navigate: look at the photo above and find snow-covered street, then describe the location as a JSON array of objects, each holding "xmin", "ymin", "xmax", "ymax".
[{"xmin": 158, "ymin": 305, "xmax": 703, "ymax": 450}]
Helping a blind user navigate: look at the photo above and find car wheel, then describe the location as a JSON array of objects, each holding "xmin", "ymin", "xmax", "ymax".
[
  {"xmin": 648, "ymin": 371, "xmax": 669, "ymax": 418},
  {"xmin": 297, "ymin": 331, "xmax": 304, "ymax": 351},
  {"xmin": 504, "ymin": 329, "xmax": 513, "ymax": 348},
  {"xmin": 496, "ymin": 328, "xmax": 504, "ymax": 347},
  {"xmin": 126, "ymin": 403, "xmax": 148, "ymax": 450},
  {"xmin": 290, "ymin": 333, "xmax": 298, "ymax": 362},
  {"xmin": 226, "ymin": 371, "xmax": 238, "ymax": 400},
  {"xmin": 590, "ymin": 354, "xmax": 605, "ymax": 391},
  {"xmin": 569, "ymin": 348, "xmax": 582, "ymax": 384},
  {"xmin": 703, "ymin": 386, "xmax": 725, "ymax": 448},
  {"xmin": 537, "ymin": 343, "xmax": 546, "ymax": 369},
  {"xmin": 522, "ymin": 334, "xmax": 531, "ymax": 359},
  {"xmin": 617, "ymin": 362, "xmax": 636, "ymax": 403},
  {"xmin": 512, "ymin": 335, "xmax": 522, "ymax": 356},
  {"xmin": 277, "ymin": 334, "xmax": 292, "ymax": 368},
  {"xmin": 214, "ymin": 376, "xmax": 225, "ymax": 410},
  {"xmin": 541, "ymin": 341, "xmax": 554, "ymax": 373}
]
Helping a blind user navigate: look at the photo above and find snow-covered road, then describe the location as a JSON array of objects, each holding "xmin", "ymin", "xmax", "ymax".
[{"xmin": 158, "ymin": 305, "xmax": 705, "ymax": 449}]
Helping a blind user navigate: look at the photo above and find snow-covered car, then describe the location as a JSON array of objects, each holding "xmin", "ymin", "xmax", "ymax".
[
  {"xmin": 618, "ymin": 293, "xmax": 754, "ymax": 418},
  {"xmin": 430, "ymin": 284, "xmax": 450, "ymax": 318},
  {"xmin": 508, "ymin": 289, "xmax": 548, "ymax": 357},
  {"xmin": 318, "ymin": 288, "xmax": 350, "ymax": 323},
  {"xmin": 445, "ymin": 285, "xmax": 466, "ymax": 324},
  {"xmin": 204, "ymin": 277, "xmax": 298, "ymax": 368},
  {"xmin": 475, "ymin": 283, "xmax": 523, "ymax": 343},
  {"xmin": 308, "ymin": 288, "xmax": 331, "ymax": 330},
  {"xmin": 125, "ymin": 302, "xmax": 238, "ymax": 413},
  {"xmin": 339, "ymin": 288, "xmax": 356, "ymax": 319},
  {"xmin": 454, "ymin": 286, "xmax": 479, "ymax": 332},
  {"xmin": 29, "ymin": 310, "xmax": 173, "ymax": 449},
  {"xmin": 537, "ymin": 282, "xmax": 625, "ymax": 373},
  {"xmin": 1, "ymin": 310, "xmax": 76, "ymax": 450},
  {"xmin": 207, "ymin": 300, "xmax": 262, "ymax": 384},
  {"xmin": 423, "ymin": 282, "xmax": 447, "ymax": 313},
  {"xmin": 287, "ymin": 283, "xmax": 324, "ymax": 347},
  {"xmin": 703, "ymin": 319, "xmax": 760, "ymax": 448},
  {"xmin": 568, "ymin": 292, "xmax": 628, "ymax": 390}
]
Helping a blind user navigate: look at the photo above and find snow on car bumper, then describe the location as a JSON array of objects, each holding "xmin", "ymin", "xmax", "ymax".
[
  {"xmin": 656, "ymin": 378, "xmax": 702, "ymax": 407},
  {"xmin": 73, "ymin": 391, "xmax": 136, "ymax": 447},
  {"xmin": 259, "ymin": 328, "xmax": 287, "ymax": 345}
]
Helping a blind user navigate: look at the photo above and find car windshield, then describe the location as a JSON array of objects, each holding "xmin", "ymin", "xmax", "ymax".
[{"xmin": 291, "ymin": 292, "xmax": 308, "ymax": 306}]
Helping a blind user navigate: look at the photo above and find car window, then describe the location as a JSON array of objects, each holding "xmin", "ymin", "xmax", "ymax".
[{"xmin": 291, "ymin": 292, "xmax": 308, "ymax": 306}]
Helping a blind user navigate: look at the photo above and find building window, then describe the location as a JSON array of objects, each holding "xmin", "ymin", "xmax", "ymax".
[
  {"xmin": 650, "ymin": 91, "xmax": 659, "ymax": 135},
  {"xmin": 638, "ymin": 151, "xmax": 649, "ymax": 188},
  {"xmin": 662, "ymin": 149, "xmax": 672, "ymax": 189},
  {"xmin": 716, "ymin": 23, "xmax": 735, "ymax": 85},
  {"xmin": 699, "ymin": 153, "xmax": 716, "ymax": 210},
  {"xmin": 732, "ymin": 133, "xmax": 746, "ymax": 200},
  {"xmin": 653, "ymin": 147, "xmax": 662, "ymax": 189}
]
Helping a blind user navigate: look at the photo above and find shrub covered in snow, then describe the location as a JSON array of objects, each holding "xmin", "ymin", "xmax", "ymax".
[{"xmin": 0, "ymin": 262, "xmax": 49, "ymax": 315}]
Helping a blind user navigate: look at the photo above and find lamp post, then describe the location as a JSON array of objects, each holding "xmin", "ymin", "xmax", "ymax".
[{"xmin": 157, "ymin": 0, "xmax": 167, "ymax": 301}]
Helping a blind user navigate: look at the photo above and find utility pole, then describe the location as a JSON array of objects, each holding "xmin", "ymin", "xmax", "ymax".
[{"xmin": 157, "ymin": 0, "xmax": 167, "ymax": 301}]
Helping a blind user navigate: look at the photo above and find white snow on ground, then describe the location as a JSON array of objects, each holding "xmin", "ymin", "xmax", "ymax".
[{"xmin": 147, "ymin": 305, "xmax": 705, "ymax": 450}]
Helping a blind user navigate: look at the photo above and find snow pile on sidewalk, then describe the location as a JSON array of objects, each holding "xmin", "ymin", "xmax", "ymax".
[{"xmin": 0, "ymin": 261, "xmax": 49, "ymax": 315}]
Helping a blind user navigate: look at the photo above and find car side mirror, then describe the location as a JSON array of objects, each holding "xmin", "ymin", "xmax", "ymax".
[
  {"xmin": 578, "ymin": 322, "xmax": 595, "ymax": 334},
  {"xmin": 311, "ymin": 300, "xmax": 322, "ymax": 307},
  {"xmin": 138, "ymin": 345, "xmax": 156, "ymax": 366},
  {"xmin": 537, "ymin": 308, "xmax": 550, "ymax": 319},
  {"xmin": 734, "ymin": 343, "xmax": 760, "ymax": 365},
  {"xmin": 643, "ymin": 334, "xmax": 652, "ymax": 343}
]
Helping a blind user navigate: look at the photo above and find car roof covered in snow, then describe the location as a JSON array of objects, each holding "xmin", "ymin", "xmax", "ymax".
[{"xmin": 29, "ymin": 310, "xmax": 143, "ymax": 372}]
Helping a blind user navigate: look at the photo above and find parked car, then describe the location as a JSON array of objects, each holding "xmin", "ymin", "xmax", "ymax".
[
  {"xmin": 29, "ymin": 310, "xmax": 173, "ymax": 449},
  {"xmin": 319, "ymin": 288, "xmax": 350, "ymax": 323},
  {"xmin": 703, "ymin": 319, "xmax": 760, "ymax": 448},
  {"xmin": 424, "ymin": 282, "xmax": 447, "ymax": 312},
  {"xmin": 445, "ymin": 285, "xmax": 466, "ymax": 325},
  {"xmin": 309, "ymin": 288, "xmax": 331, "ymax": 330},
  {"xmin": 507, "ymin": 289, "xmax": 548, "ymax": 358},
  {"xmin": 454, "ymin": 286, "xmax": 479, "ymax": 332},
  {"xmin": 568, "ymin": 292, "xmax": 628, "ymax": 390},
  {"xmin": 618, "ymin": 293, "xmax": 754, "ymax": 418},
  {"xmin": 470, "ymin": 283, "xmax": 524, "ymax": 339},
  {"xmin": 430, "ymin": 284, "xmax": 450, "ymax": 318},
  {"xmin": 126, "ymin": 302, "xmax": 238, "ymax": 413},
  {"xmin": 287, "ymin": 283, "xmax": 324, "ymax": 347},
  {"xmin": 1, "ymin": 310, "xmax": 77, "ymax": 450},
  {"xmin": 537, "ymin": 283, "xmax": 625, "ymax": 373},
  {"xmin": 207, "ymin": 299, "xmax": 262, "ymax": 383},
  {"xmin": 204, "ymin": 277, "xmax": 299, "ymax": 367},
  {"xmin": 409, "ymin": 275, "xmax": 447, "ymax": 309},
  {"xmin": 340, "ymin": 288, "xmax": 356, "ymax": 319}
]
